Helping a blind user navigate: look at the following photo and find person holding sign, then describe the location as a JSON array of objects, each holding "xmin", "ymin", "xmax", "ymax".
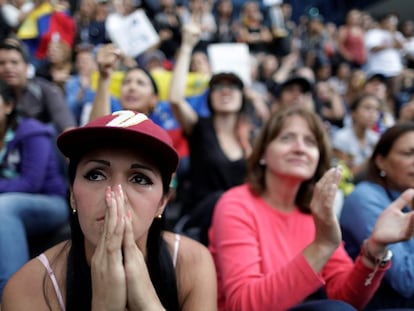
[
  {"xmin": 169, "ymin": 23, "xmax": 250, "ymax": 245},
  {"xmin": 2, "ymin": 110, "xmax": 217, "ymax": 310}
]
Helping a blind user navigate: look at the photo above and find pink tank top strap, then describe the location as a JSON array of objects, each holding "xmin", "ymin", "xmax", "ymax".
[{"xmin": 37, "ymin": 253, "xmax": 66, "ymax": 311}]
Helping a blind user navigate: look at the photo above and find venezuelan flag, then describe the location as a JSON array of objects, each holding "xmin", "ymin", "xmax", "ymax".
[{"xmin": 17, "ymin": 3, "xmax": 75, "ymax": 60}]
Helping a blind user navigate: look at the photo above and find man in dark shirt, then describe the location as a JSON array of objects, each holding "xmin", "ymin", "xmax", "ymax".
[{"xmin": 0, "ymin": 38, "xmax": 75, "ymax": 133}]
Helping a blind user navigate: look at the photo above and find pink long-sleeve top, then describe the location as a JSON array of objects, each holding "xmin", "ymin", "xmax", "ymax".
[{"xmin": 208, "ymin": 184, "xmax": 389, "ymax": 311}]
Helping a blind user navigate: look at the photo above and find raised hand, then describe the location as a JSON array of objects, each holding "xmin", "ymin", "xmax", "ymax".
[
  {"xmin": 96, "ymin": 44, "xmax": 122, "ymax": 80},
  {"xmin": 368, "ymin": 189, "xmax": 414, "ymax": 251},
  {"xmin": 91, "ymin": 185, "xmax": 127, "ymax": 311},
  {"xmin": 182, "ymin": 23, "xmax": 201, "ymax": 50}
]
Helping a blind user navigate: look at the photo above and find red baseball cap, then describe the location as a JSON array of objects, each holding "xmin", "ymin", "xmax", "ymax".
[{"xmin": 57, "ymin": 111, "xmax": 179, "ymax": 176}]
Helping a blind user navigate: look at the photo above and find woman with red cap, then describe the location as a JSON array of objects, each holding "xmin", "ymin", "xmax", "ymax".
[{"xmin": 2, "ymin": 110, "xmax": 217, "ymax": 310}]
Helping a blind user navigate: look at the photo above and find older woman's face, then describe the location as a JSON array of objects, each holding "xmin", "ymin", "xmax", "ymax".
[
  {"xmin": 377, "ymin": 131, "xmax": 414, "ymax": 191},
  {"xmin": 71, "ymin": 147, "xmax": 167, "ymax": 252},
  {"xmin": 264, "ymin": 115, "xmax": 320, "ymax": 182}
]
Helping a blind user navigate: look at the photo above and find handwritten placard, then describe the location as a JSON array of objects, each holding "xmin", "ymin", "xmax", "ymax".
[
  {"xmin": 207, "ymin": 43, "xmax": 251, "ymax": 86},
  {"xmin": 106, "ymin": 9, "xmax": 160, "ymax": 58},
  {"xmin": 263, "ymin": 0, "xmax": 282, "ymax": 6}
]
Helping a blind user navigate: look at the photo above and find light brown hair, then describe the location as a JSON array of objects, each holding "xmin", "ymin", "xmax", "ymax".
[{"xmin": 246, "ymin": 105, "xmax": 332, "ymax": 213}]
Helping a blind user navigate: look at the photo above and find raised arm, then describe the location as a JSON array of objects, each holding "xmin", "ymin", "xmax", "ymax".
[
  {"xmin": 168, "ymin": 23, "xmax": 201, "ymax": 135},
  {"xmin": 272, "ymin": 52, "xmax": 298, "ymax": 83},
  {"xmin": 89, "ymin": 44, "xmax": 121, "ymax": 122}
]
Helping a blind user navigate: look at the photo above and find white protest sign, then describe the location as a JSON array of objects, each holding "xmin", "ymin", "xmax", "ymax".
[
  {"xmin": 106, "ymin": 9, "xmax": 160, "ymax": 58},
  {"xmin": 263, "ymin": 0, "xmax": 282, "ymax": 6},
  {"xmin": 207, "ymin": 43, "xmax": 251, "ymax": 86}
]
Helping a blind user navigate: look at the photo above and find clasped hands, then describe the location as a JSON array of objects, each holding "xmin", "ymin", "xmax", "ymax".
[{"xmin": 90, "ymin": 184, "xmax": 164, "ymax": 311}]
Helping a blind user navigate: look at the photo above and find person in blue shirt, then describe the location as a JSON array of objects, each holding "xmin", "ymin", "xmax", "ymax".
[{"xmin": 340, "ymin": 122, "xmax": 414, "ymax": 309}]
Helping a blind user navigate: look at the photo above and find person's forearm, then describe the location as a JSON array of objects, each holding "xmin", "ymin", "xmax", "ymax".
[
  {"xmin": 168, "ymin": 45, "xmax": 192, "ymax": 105},
  {"xmin": 89, "ymin": 76, "xmax": 111, "ymax": 122},
  {"xmin": 330, "ymin": 95, "xmax": 345, "ymax": 119},
  {"xmin": 272, "ymin": 54, "xmax": 297, "ymax": 83},
  {"xmin": 303, "ymin": 241, "xmax": 337, "ymax": 272}
]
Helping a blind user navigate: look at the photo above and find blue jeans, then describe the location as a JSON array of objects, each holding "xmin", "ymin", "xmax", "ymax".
[
  {"xmin": 288, "ymin": 299, "xmax": 357, "ymax": 311},
  {"xmin": 0, "ymin": 193, "xmax": 69, "ymax": 300}
]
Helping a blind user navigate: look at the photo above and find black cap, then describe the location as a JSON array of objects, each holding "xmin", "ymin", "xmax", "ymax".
[
  {"xmin": 209, "ymin": 72, "xmax": 244, "ymax": 90},
  {"xmin": 268, "ymin": 76, "xmax": 313, "ymax": 98},
  {"xmin": 283, "ymin": 76, "xmax": 312, "ymax": 92},
  {"xmin": 365, "ymin": 72, "xmax": 387, "ymax": 84}
]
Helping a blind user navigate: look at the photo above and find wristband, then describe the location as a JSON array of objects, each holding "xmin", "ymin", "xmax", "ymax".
[{"xmin": 361, "ymin": 239, "xmax": 393, "ymax": 268}]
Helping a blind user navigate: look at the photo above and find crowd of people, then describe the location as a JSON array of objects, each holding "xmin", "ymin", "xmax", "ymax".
[{"xmin": 1, "ymin": 0, "xmax": 414, "ymax": 310}]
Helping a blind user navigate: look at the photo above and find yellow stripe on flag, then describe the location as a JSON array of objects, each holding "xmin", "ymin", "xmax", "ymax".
[
  {"xmin": 90, "ymin": 69, "xmax": 210, "ymax": 100},
  {"xmin": 17, "ymin": 2, "xmax": 53, "ymax": 39}
]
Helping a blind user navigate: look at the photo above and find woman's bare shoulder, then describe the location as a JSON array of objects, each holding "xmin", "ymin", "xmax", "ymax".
[
  {"xmin": 1, "ymin": 241, "xmax": 70, "ymax": 310},
  {"xmin": 163, "ymin": 231, "xmax": 213, "ymax": 264},
  {"xmin": 163, "ymin": 231, "xmax": 217, "ymax": 311}
]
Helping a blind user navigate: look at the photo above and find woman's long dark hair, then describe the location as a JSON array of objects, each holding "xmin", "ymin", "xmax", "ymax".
[
  {"xmin": 366, "ymin": 121, "xmax": 414, "ymax": 187},
  {"xmin": 0, "ymin": 80, "xmax": 18, "ymax": 130},
  {"xmin": 65, "ymin": 156, "xmax": 179, "ymax": 311}
]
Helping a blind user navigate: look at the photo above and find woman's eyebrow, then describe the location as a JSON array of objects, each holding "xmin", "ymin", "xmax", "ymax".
[
  {"xmin": 88, "ymin": 159, "xmax": 110, "ymax": 166},
  {"xmin": 130, "ymin": 163, "xmax": 155, "ymax": 172}
]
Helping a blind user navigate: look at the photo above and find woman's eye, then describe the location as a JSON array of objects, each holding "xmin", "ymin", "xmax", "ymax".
[
  {"xmin": 84, "ymin": 169, "xmax": 105, "ymax": 181},
  {"xmin": 401, "ymin": 150, "xmax": 414, "ymax": 157},
  {"xmin": 305, "ymin": 136, "xmax": 317, "ymax": 146},
  {"xmin": 279, "ymin": 133, "xmax": 293, "ymax": 142},
  {"xmin": 131, "ymin": 173, "xmax": 153, "ymax": 185}
]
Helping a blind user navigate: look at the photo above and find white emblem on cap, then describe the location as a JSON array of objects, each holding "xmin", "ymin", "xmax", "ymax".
[{"xmin": 106, "ymin": 110, "xmax": 148, "ymax": 127}]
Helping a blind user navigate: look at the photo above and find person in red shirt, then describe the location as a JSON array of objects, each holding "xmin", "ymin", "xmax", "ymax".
[{"xmin": 337, "ymin": 9, "xmax": 367, "ymax": 68}]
